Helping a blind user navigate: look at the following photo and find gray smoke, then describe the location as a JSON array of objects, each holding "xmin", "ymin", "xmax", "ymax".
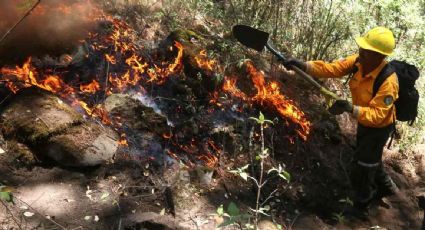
[{"xmin": 0, "ymin": 0, "xmax": 98, "ymax": 65}]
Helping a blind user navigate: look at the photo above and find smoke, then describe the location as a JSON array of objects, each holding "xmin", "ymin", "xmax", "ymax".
[{"xmin": 0, "ymin": 0, "xmax": 100, "ymax": 65}]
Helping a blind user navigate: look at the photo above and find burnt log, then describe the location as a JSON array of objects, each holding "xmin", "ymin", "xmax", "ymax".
[{"xmin": 0, "ymin": 87, "xmax": 118, "ymax": 167}]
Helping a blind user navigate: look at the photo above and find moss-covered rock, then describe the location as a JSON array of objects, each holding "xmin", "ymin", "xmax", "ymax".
[
  {"xmin": 0, "ymin": 140, "xmax": 36, "ymax": 168},
  {"xmin": 166, "ymin": 29, "xmax": 203, "ymax": 44},
  {"xmin": 0, "ymin": 87, "xmax": 83, "ymax": 142},
  {"xmin": 44, "ymin": 121, "xmax": 118, "ymax": 167},
  {"xmin": 104, "ymin": 93, "xmax": 169, "ymax": 134},
  {"xmin": 0, "ymin": 87, "xmax": 118, "ymax": 167}
]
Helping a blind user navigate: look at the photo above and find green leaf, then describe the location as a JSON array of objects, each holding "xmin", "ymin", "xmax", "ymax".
[
  {"xmin": 339, "ymin": 197, "xmax": 353, "ymax": 206},
  {"xmin": 237, "ymin": 59, "xmax": 250, "ymax": 69},
  {"xmin": 259, "ymin": 112, "xmax": 265, "ymax": 123},
  {"xmin": 100, "ymin": 192, "xmax": 110, "ymax": 200},
  {"xmin": 0, "ymin": 191, "xmax": 12, "ymax": 202},
  {"xmin": 260, "ymin": 151, "xmax": 269, "ymax": 159},
  {"xmin": 239, "ymin": 172, "xmax": 248, "ymax": 181},
  {"xmin": 0, "ymin": 186, "xmax": 13, "ymax": 202},
  {"xmin": 249, "ymin": 117, "xmax": 260, "ymax": 123},
  {"xmin": 255, "ymin": 155, "xmax": 261, "ymax": 161},
  {"xmin": 279, "ymin": 171, "xmax": 291, "ymax": 182},
  {"xmin": 267, "ymin": 168, "xmax": 277, "ymax": 174},
  {"xmin": 264, "ymin": 119, "xmax": 274, "ymax": 124},
  {"xmin": 240, "ymin": 164, "xmax": 250, "ymax": 171},
  {"xmin": 216, "ymin": 204, "xmax": 224, "ymax": 216},
  {"xmin": 332, "ymin": 212, "xmax": 345, "ymax": 224},
  {"xmin": 227, "ymin": 202, "xmax": 240, "ymax": 216}
]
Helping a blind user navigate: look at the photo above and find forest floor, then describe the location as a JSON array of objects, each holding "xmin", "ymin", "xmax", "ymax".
[
  {"xmin": 1, "ymin": 2, "xmax": 425, "ymax": 230},
  {"xmin": 0, "ymin": 137, "xmax": 424, "ymax": 229}
]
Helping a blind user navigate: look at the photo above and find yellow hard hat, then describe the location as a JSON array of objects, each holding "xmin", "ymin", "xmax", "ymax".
[{"xmin": 355, "ymin": 27, "xmax": 395, "ymax": 56}]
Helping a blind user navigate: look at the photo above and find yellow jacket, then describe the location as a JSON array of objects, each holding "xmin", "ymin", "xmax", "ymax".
[{"xmin": 306, "ymin": 54, "xmax": 398, "ymax": 128}]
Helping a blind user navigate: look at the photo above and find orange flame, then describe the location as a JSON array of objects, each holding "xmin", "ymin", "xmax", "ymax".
[
  {"xmin": 223, "ymin": 77, "xmax": 249, "ymax": 100},
  {"xmin": 222, "ymin": 61, "xmax": 311, "ymax": 140},
  {"xmin": 125, "ymin": 54, "xmax": 148, "ymax": 74},
  {"xmin": 195, "ymin": 50, "xmax": 216, "ymax": 71},
  {"xmin": 199, "ymin": 154, "xmax": 218, "ymax": 168},
  {"xmin": 80, "ymin": 80, "xmax": 101, "ymax": 94},
  {"xmin": 145, "ymin": 41, "xmax": 184, "ymax": 84},
  {"xmin": 118, "ymin": 133, "xmax": 129, "ymax": 146},
  {"xmin": 168, "ymin": 42, "xmax": 184, "ymax": 73},
  {"xmin": 0, "ymin": 58, "xmax": 64, "ymax": 93},
  {"xmin": 163, "ymin": 133, "xmax": 173, "ymax": 139},
  {"xmin": 105, "ymin": 54, "xmax": 117, "ymax": 64},
  {"xmin": 0, "ymin": 10, "xmax": 224, "ymax": 167}
]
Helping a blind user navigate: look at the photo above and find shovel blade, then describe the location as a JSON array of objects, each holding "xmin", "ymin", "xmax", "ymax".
[{"xmin": 232, "ymin": 25, "xmax": 269, "ymax": 52}]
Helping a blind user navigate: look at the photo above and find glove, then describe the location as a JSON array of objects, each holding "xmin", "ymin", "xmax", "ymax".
[
  {"xmin": 328, "ymin": 100, "xmax": 353, "ymax": 115},
  {"xmin": 283, "ymin": 58, "xmax": 307, "ymax": 71}
]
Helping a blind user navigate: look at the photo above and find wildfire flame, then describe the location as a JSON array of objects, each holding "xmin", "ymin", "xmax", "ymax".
[
  {"xmin": 80, "ymin": 80, "xmax": 100, "ymax": 94},
  {"xmin": 0, "ymin": 1, "xmax": 309, "ymax": 168},
  {"xmin": 222, "ymin": 61, "xmax": 311, "ymax": 140},
  {"xmin": 201, "ymin": 140, "xmax": 220, "ymax": 168},
  {"xmin": 195, "ymin": 50, "xmax": 216, "ymax": 71},
  {"xmin": 118, "ymin": 133, "xmax": 129, "ymax": 146},
  {"xmin": 105, "ymin": 54, "xmax": 117, "ymax": 64},
  {"xmin": 0, "ymin": 13, "xmax": 185, "ymax": 124},
  {"xmin": 0, "ymin": 58, "xmax": 64, "ymax": 94}
]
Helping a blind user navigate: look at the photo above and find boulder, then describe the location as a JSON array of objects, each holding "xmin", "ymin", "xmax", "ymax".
[
  {"xmin": 0, "ymin": 87, "xmax": 118, "ymax": 167},
  {"xmin": 44, "ymin": 122, "xmax": 118, "ymax": 167},
  {"xmin": 104, "ymin": 93, "xmax": 169, "ymax": 134},
  {"xmin": 0, "ymin": 87, "xmax": 83, "ymax": 142}
]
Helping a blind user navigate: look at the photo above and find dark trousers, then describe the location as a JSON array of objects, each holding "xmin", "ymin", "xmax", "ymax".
[{"xmin": 350, "ymin": 123, "xmax": 395, "ymax": 207}]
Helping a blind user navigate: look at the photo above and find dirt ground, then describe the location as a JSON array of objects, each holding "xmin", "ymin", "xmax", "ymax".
[{"xmin": 0, "ymin": 137, "xmax": 424, "ymax": 229}]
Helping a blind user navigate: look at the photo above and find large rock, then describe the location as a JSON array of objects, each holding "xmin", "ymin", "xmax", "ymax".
[
  {"xmin": 0, "ymin": 87, "xmax": 118, "ymax": 167},
  {"xmin": 0, "ymin": 87, "xmax": 83, "ymax": 142},
  {"xmin": 104, "ymin": 93, "xmax": 169, "ymax": 134},
  {"xmin": 44, "ymin": 122, "xmax": 118, "ymax": 167}
]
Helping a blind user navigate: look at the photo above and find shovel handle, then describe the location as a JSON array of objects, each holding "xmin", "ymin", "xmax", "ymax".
[
  {"xmin": 291, "ymin": 66, "xmax": 322, "ymax": 89},
  {"xmin": 264, "ymin": 43, "xmax": 340, "ymax": 100},
  {"xmin": 291, "ymin": 66, "xmax": 340, "ymax": 100}
]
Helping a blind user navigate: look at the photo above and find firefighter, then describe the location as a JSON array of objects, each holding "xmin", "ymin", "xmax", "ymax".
[{"xmin": 286, "ymin": 27, "xmax": 399, "ymax": 217}]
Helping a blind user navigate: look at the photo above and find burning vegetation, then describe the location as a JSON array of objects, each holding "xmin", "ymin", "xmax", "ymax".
[{"xmin": 0, "ymin": 0, "xmax": 311, "ymax": 168}]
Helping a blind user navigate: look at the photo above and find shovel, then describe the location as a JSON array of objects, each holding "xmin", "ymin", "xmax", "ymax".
[{"xmin": 232, "ymin": 25, "xmax": 339, "ymax": 100}]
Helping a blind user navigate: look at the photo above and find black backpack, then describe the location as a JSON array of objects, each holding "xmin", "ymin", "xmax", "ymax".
[{"xmin": 373, "ymin": 60, "xmax": 420, "ymax": 125}]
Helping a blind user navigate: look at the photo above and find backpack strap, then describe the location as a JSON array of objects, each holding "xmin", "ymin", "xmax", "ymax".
[
  {"xmin": 372, "ymin": 63, "xmax": 395, "ymax": 97},
  {"xmin": 373, "ymin": 63, "xmax": 397, "ymax": 149}
]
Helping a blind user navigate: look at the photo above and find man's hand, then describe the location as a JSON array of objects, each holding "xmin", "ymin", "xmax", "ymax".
[
  {"xmin": 328, "ymin": 100, "xmax": 353, "ymax": 115},
  {"xmin": 283, "ymin": 58, "xmax": 307, "ymax": 72}
]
